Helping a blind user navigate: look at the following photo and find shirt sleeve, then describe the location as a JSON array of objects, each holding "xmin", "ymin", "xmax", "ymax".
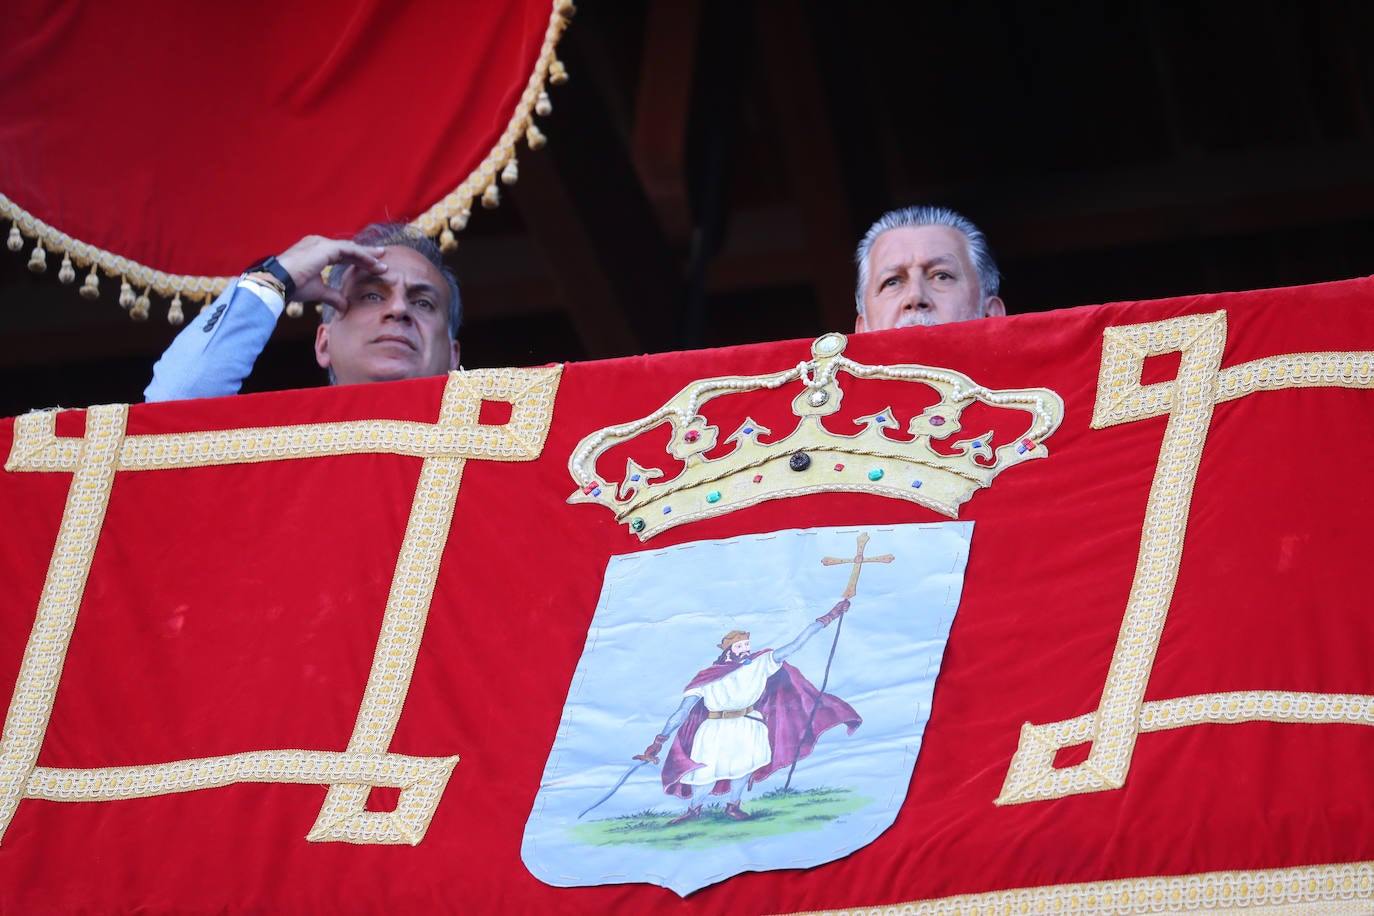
[{"xmin": 143, "ymin": 279, "xmax": 285, "ymax": 403}]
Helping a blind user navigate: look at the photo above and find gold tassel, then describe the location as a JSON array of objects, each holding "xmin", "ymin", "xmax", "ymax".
[
  {"xmin": 119, "ymin": 279, "xmax": 135, "ymax": 309},
  {"xmin": 549, "ymin": 59, "xmax": 569, "ymax": 85},
  {"xmin": 27, "ymin": 241, "xmax": 47, "ymax": 273},
  {"xmin": 449, "ymin": 209, "xmax": 470, "ymax": 232},
  {"xmin": 556, "ymin": 0, "xmax": 576, "ymax": 17},
  {"xmin": 58, "ymin": 253, "xmax": 76, "ymax": 284},
  {"xmin": 525, "ymin": 123, "xmax": 547, "ymax": 149},
  {"xmin": 131, "ymin": 287, "xmax": 151, "ymax": 320},
  {"xmin": 285, "ymin": 301, "xmax": 304, "ymax": 319},
  {"xmin": 79, "ymin": 265, "xmax": 100, "ymax": 299},
  {"xmin": 440, "ymin": 227, "xmax": 457, "ymax": 252},
  {"xmin": 501, "ymin": 158, "xmax": 519, "ymax": 185},
  {"xmin": 481, "ymin": 182, "xmax": 500, "ymax": 209},
  {"xmin": 535, "ymin": 91, "xmax": 552, "ymax": 117},
  {"xmin": 167, "ymin": 293, "xmax": 184, "ymax": 326},
  {"xmin": 6, "ymin": 225, "xmax": 21, "ymax": 252}
]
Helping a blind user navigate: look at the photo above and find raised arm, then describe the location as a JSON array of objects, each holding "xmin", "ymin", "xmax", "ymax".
[
  {"xmin": 143, "ymin": 235, "xmax": 390, "ymax": 403},
  {"xmin": 773, "ymin": 599, "xmax": 850, "ymax": 663}
]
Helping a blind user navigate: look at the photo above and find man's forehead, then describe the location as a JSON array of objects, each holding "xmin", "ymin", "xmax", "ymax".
[
  {"xmin": 871, "ymin": 224, "xmax": 972, "ymax": 267},
  {"xmin": 344, "ymin": 247, "xmax": 446, "ymax": 291}
]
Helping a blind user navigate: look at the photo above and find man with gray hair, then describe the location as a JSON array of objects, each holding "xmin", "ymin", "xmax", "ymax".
[
  {"xmin": 853, "ymin": 205, "xmax": 1005, "ymax": 332},
  {"xmin": 145, "ymin": 223, "xmax": 461, "ymax": 402}
]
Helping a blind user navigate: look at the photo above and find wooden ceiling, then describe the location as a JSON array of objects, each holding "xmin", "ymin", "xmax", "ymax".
[{"xmin": 2, "ymin": 0, "xmax": 1372, "ymax": 416}]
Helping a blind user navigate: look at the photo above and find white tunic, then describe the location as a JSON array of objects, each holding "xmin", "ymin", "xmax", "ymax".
[{"xmin": 679, "ymin": 652, "xmax": 781, "ymax": 786}]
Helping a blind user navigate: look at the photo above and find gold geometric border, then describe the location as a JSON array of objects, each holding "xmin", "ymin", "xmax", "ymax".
[
  {"xmin": 0, "ymin": 366, "xmax": 561, "ymax": 846},
  {"xmin": 998, "ymin": 312, "xmax": 1374, "ymax": 805},
  {"xmin": 791, "ymin": 861, "xmax": 1374, "ymax": 915},
  {"xmin": 1, "ymin": 0, "xmax": 575, "ymax": 320}
]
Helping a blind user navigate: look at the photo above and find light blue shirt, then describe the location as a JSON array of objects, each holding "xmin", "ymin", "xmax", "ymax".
[{"xmin": 144, "ymin": 278, "xmax": 285, "ymax": 403}]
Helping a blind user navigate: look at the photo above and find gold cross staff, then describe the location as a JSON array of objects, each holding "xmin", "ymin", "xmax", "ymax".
[{"xmin": 821, "ymin": 532, "xmax": 894, "ymax": 598}]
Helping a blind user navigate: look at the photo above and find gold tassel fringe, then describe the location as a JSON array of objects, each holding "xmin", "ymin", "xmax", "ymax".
[{"xmin": 1, "ymin": 0, "xmax": 575, "ymax": 322}]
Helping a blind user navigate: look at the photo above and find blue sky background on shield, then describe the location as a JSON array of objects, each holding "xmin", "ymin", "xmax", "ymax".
[{"xmin": 522, "ymin": 522, "xmax": 972, "ymax": 896}]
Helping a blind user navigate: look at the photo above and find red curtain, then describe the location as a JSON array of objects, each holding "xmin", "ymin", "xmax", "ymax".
[
  {"xmin": 0, "ymin": 1, "xmax": 564, "ymax": 295},
  {"xmin": 1, "ymin": 279, "xmax": 1373, "ymax": 911}
]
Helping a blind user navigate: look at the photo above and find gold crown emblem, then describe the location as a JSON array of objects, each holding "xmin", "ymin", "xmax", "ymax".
[{"xmin": 568, "ymin": 333, "xmax": 1065, "ymax": 539}]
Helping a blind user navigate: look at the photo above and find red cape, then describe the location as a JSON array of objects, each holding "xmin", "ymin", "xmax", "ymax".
[{"xmin": 663, "ymin": 651, "xmax": 862, "ymax": 797}]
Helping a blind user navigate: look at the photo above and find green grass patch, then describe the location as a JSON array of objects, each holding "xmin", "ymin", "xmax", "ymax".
[{"xmin": 568, "ymin": 786, "xmax": 872, "ymax": 850}]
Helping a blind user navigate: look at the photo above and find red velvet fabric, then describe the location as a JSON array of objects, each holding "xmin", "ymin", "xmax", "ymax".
[
  {"xmin": 1, "ymin": 278, "xmax": 1373, "ymax": 911},
  {"xmin": 0, "ymin": 0, "xmax": 552, "ymax": 274}
]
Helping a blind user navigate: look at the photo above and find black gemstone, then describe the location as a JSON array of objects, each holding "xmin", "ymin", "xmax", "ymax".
[{"xmin": 788, "ymin": 451, "xmax": 811, "ymax": 471}]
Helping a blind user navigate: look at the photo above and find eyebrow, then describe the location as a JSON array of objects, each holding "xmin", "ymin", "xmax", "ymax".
[
  {"xmin": 353, "ymin": 272, "xmax": 442, "ymax": 298},
  {"xmin": 403, "ymin": 280, "xmax": 442, "ymax": 298},
  {"xmin": 877, "ymin": 253, "xmax": 961, "ymax": 275}
]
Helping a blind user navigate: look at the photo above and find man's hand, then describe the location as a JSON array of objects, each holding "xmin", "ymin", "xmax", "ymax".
[
  {"xmin": 273, "ymin": 235, "xmax": 389, "ymax": 311},
  {"xmin": 816, "ymin": 598, "xmax": 851, "ymax": 627},
  {"xmin": 633, "ymin": 734, "xmax": 670, "ymax": 765}
]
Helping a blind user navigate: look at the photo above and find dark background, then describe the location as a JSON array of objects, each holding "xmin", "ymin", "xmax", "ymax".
[{"xmin": 3, "ymin": 0, "xmax": 1372, "ymax": 416}]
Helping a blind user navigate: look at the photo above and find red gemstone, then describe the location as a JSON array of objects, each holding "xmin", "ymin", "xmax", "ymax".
[
  {"xmin": 684, "ymin": 430, "xmax": 700, "ymax": 442},
  {"xmin": 752, "ymin": 474, "xmax": 763, "ymax": 483},
  {"xmin": 930, "ymin": 416, "xmax": 946, "ymax": 426},
  {"xmin": 834, "ymin": 463, "xmax": 845, "ymax": 471}
]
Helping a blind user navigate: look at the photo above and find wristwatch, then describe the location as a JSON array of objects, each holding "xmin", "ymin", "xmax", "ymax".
[{"xmin": 243, "ymin": 255, "xmax": 296, "ymax": 301}]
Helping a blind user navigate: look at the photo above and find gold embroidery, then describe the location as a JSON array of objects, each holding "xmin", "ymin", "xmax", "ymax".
[
  {"xmin": 568, "ymin": 333, "xmax": 1065, "ymax": 540},
  {"xmin": 1217, "ymin": 352, "xmax": 1374, "ymax": 401},
  {"xmin": 25, "ymin": 752, "xmax": 454, "ymax": 801},
  {"xmin": 1141, "ymin": 691, "xmax": 1374, "ymax": 730},
  {"xmin": 784, "ymin": 861, "xmax": 1374, "ymax": 915},
  {"xmin": 0, "ymin": 404, "xmax": 126, "ymax": 840},
  {"xmin": 0, "ymin": 367, "xmax": 561, "ymax": 846},
  {"xmin": 1000, "ymin": 313, "xmax": 1374, "ymax": 806}
]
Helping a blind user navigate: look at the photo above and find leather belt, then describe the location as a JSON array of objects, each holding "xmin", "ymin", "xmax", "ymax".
[{"xmin": 707, "ymin": 705, "xmax": 755, "ymax": 720}]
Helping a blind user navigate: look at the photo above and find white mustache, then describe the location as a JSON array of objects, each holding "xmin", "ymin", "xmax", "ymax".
[{"xmin": 894, "ymin": 308, "xmax": 941, "ymax": 328}]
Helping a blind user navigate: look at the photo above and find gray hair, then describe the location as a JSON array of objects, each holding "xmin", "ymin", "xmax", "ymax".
[
  {"xmin": 854, "ymin": 206, "xmax": 1000, "ymax": 316},
  {"xmin": 322, "ymin": 222, "xmax": 462, "ymax": 337}
]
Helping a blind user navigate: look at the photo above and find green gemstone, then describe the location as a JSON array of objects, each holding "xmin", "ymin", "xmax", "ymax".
[
  {"xmin": 867, "ymin": 468, "xmax": 884, "ymax": 481},
  {"xmin": 706, "ymin": 491, "xmax": 722, "ymax": 503},
  {"xmin": 629, "ymin": 517, "xmax": 646, "ymax": 532}
]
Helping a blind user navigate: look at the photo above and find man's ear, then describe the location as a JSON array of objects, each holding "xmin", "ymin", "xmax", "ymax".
[
  {"xmin": 984, "ymin": 296, "xmax": 1006, "ymax": 319},
  {"xmin": 449, "ymin": 339, "xmax": 461, "ymax": 371},
  {"xmin": 854, "ymin": 312, "xmax": 869, "ymax": 333},
  {"xmin": 314, "ymin": 323, "xmax": 332, "ymax": 370}
]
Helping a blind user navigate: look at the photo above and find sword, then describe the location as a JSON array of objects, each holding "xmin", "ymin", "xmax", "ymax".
[{"xmin": 577, "ymin": 759, "xmax": 651, "ymax": 819}]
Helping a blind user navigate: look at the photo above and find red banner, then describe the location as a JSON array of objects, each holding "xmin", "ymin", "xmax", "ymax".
[{"xmin": 2, "ymin": 279, "xmax": 1373, "ymax": 912}]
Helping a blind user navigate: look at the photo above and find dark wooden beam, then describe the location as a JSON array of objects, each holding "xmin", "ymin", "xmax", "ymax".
[
  {"xmin": 508, "ymin": 25, "xmax": 684, "ymax": 358},
  {"xmin": 757, "ymin": 0, "xmax": 856, "ymax": 331},
  {"xmin": 977, "ymin": 140, "xmax": 1374, "ymax": 259},
  {"xmin": 631, "ymin": 0, "xmax": 700, "ymax": 244},
  {"xmin": 509, "ymin": 151, "xmax": 642, "ymax": 359}
]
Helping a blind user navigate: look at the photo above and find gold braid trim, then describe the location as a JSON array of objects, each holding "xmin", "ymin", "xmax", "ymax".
[
  {"xmin": 25, "ymin": 752, "xmax": 455, "ymax": 801},
  {"xmin": 0, "ymin": 0, "xmax": 576, "ymax": 322},
  {"xmin": 781, "ymin": 862, "xmax": 1374, "ymax": 915},
  {"xmin": 0, "ymin": 366, "xmax": 561, "ymax": 847},
  {"xmin": 0, "ymin": 404, "xmax": 126, "ymax": 838},
  {"xmin": 998, "ymin": 314, "xmax": 1374, "ymax": 808}
]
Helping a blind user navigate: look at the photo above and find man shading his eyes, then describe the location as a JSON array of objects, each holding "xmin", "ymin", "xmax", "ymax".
[{"xmin": 146, "ymin": 222, "xmax": 461, "ymax": 402}]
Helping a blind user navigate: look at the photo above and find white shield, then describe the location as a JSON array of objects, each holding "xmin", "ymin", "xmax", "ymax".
[{"xmin": 522, "ymin": 521, "xmax": 972, "ymax": 896}]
